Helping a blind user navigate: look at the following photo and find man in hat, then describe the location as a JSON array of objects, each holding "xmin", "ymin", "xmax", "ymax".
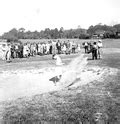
[
  {"xmin": 97, "ymin": 39, "xmax": 103, "ymax": 59},
  {"xmin": 88, "ymin": 42, "xmax": 98, "ymax": 60},
  {"xmin": 92, "ymin": 42, "xmax": 98, "ymax": 60}
]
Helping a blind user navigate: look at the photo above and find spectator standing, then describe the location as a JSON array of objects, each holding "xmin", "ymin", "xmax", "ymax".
[
  {"xmin": 77, "ymin": 43, "xmax": 81, "ymax": 53},
  {"xmin": 38, "ymin": 43, "xmax": 41, "ymax": 55},
  {"xmin": 91, "ymin": 42, "xmax": 98, "ymax": 60},
  {"xmin": 89, "ymin": 42, "xmax": 93, "ymax": 51},
  {"xmin": 84, "ymin": 42, "xmax": 88, "ymax": 53},
  {"xmin": 15, "ymin": 44, "xmax": 19, "ymax": 58},
  {"xmin": 42, "ymin": 43, "xmax": 45, "ymax": 54},
  {"xmin": 97, "ymin": 39, "xmax": 103, "ymax": 59},
  {"xmin": 33, "ymin": 43, "xmax": 37, "ymax": 56},
  {"xmin": 52, "ymin": 40, "xmax": 57, "ymax": 55},
  {"xmin": 41, "ymin": 43, "xmax": 44, "ymax": 55},
  {"xmin": 49, "ymin": 42, "xmax": 52, "ymax": 54},
  {"xmin": 23, "ymin": 43, "xmax": 29, "ymax": 58},
  {"xmin": 11, "ymin": 44, "xmax": 15, "ymax": 59},
  {"xmin": 72, "ymin": 41, "xmax": 76, "ymax": 53},
  {"xmin": 46, "ymin": 43, "xmax": 50, "ymax": 54},
  {"xmin": 69, "ymin": 41, "xmax": 73, "ymax": 53},
  {"xmin": 6, "ymin": 44, "xmax": 11, "ymax": 62},
  {"xmin": 56, "ymin": 40, "xmax": 61, "ymax": 54},
  {"xmin": 62, "ymin": 41, "xmax": 67, "ymax": 54},
  {"xmin": 30, "ymin": 43, "xmax": 34, "ymax": 56},
  {"xmin": 19, "ymin": 43, "xmax": 23, "ymax": 58},
  {"xmin": 66, "ymin": 40, "xmax": 71, "ymax": 54}
]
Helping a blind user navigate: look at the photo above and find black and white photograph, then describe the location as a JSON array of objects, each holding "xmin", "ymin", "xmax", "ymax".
[{"xmin": 0, "ymin": 0, "xmax": 120, "ymax": 123}]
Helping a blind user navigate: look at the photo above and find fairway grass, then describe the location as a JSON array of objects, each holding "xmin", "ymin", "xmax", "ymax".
[{"xmin": 0, "ymin": 39, "xmax": 120, "ymax": 124}]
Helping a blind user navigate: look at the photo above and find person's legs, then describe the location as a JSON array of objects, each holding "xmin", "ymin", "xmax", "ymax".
[
  {"xmin": 86, "ymin": 46, "xmax": 88, "ymax": 52},
  {"xmin": 95, "ymin": 50, "xmax": 97, "ymax": 59},
  {"xmin": 99, "ymin": 48, "xmax": 102, "ymax": 59},
  {"xmin": 74, "ymin": 48, "xmax": 75, "ymax": 53},
  {"xmin": 72, "ymin": 48, "xmax": 73, "ymax": 53},
  {"xmin": 92, "ymin": 50, "xmax": 97, "ymax": 60},
  {"xmin": 92, "ymin": 51, "xmax": 94, "ymax": 60},
  {"xmin": 98, "ymin": 48, "xmax": 100, "ymax": 59},
  {"xmin": 100, "ymin": 49, "xmax": 102, "ymax": 59},
  {"xmin": 58, "ymin": 47, "xmax": 60, "ymax": 54},
  {"xmin": 6, "ymin": 51, "xmax": 11, "ymax": 62},
  {"xmin": 85, "ymin": 47, "xmax": 86, "ymax": 53},
  {"xmin": 11, "ymin": 52, "xmax": 13, "ymax": 58}
]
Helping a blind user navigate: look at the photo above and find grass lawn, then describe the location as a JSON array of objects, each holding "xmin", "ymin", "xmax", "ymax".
[{"xmin": 0, "ymin": 39, "xmax": 120, "ymax": 124}]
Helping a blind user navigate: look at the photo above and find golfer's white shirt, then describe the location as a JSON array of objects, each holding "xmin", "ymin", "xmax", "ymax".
[{"xmin": 54, "ymin": 55, "xmax": 64, "ymax": 65}]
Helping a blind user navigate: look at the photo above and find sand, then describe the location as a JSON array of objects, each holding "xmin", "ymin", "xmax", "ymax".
[{"xmin": 0, "ymin": 55, "xmax": 118, "ymax": 102}]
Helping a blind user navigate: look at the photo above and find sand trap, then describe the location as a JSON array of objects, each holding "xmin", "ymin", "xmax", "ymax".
[
  {"xmin": 0, "ymin": 67, "xmax": 61, "ymax": 101},
  {"xmin": 0, "ymin": 55, "xmax": 118, "ymax": 102}
]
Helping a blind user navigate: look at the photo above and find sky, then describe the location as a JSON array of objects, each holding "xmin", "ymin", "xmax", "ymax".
[{"xmin": 0, "ymin": 0, "xmax": 120, "ymax": 35}]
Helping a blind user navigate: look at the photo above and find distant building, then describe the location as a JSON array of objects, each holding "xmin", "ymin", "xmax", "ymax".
[
  {"xmin": 92, "ymin": 30, "xmax": 105, "ymax": 39},
  {"xmin": 116, "ymin": 32, "xmax": 120, "ymax": 38},
  {"xmin": 92, "ymin": 34, "xmax": 99, "ymax": 39}
]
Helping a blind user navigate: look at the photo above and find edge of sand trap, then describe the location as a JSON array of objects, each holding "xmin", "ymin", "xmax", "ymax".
[{"xmin": 56, "ymin": 65, "xmax": 118, "ymax": 88}]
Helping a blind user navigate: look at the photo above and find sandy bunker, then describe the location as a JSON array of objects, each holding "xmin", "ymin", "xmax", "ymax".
[{"xmin": 0, "ymin": 55, "xmax": 118, "ymax": 102}]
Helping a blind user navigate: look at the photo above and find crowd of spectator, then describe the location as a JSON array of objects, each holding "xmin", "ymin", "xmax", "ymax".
[
  {"xmin": 0, "ymin": 39, "xmax": 103, "ymax": 62},
  {"xmin": 82, "ymin": 39, "xmax": 103, "ymax": 60},
  {"xmin": 7, "ymin": 40, "xmax": 81, "ymax": 61}
]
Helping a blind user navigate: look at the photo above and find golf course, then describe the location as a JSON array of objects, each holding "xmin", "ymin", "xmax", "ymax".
[{"xmin": 0, "ymin": 39, "xmax": 120, "ymax": 124}]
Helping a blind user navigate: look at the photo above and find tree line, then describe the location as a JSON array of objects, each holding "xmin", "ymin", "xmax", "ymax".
[
  {"xmin": 87, "ymin": 23, "xmax": 120, "ymax": 38},
  {"xmin": 1, "ymin": 23, "xmax": 120, "ymax": 41}
]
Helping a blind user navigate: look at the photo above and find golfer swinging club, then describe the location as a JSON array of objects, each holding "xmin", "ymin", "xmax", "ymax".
[{"xmin": 52, "ymin": 54, "xmax": 64, "ymax": 66}]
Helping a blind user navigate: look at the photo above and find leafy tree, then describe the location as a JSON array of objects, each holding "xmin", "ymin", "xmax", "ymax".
[
  {"xmin": 19, "ymin": 28, "xmax": 25, "ymax": 33},
  {"xmin": 18, "ymin": 28, "xmax": 26, "ymax": 39},
  {"xmin": 2, "ymin": 28, "xmax": 18, "ymax": 41},
  {"xmin": 87, "ymin": 24, "xmax": 118, "ymax": 38},
  {"xmin": 2, "ymin": 23, "xmax": 120, "ymax": 39},
  {"xmin": 113, "ymin": 24, "xmax": 120, "ymax": 32},
  {"xmin": 59, "ymin": 27, "xmax": 64, "ymax": 38}
]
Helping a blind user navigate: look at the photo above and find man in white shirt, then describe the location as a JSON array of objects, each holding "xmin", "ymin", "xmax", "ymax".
[
  {"xmin": 97, "ymin": 39, "xmax": 103, "ymax": 59},
  {"xmin": 6, "ymin": 44, "xmax": 12, "ymax": 62},
  {"xmin": 53, "ymin": 54, "xmax": 64, "ymax": 66}
]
